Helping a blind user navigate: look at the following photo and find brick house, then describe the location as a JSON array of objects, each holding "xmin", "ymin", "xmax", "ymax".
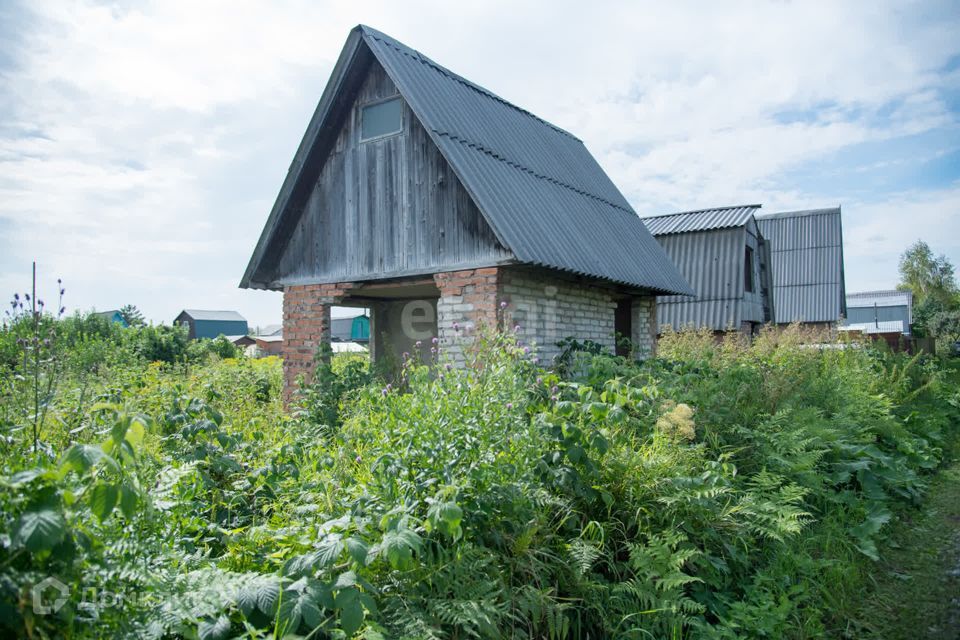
[{"xmin": 240, "ymin": 26, "xmax": 691, "ymax": 400}]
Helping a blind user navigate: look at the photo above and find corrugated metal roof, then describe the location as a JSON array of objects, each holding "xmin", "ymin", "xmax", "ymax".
[
  {"xmin": 847, "ymin": 289, "xmax": 912, "ymax": 308},
  {"xmin": 642, "ymin": 205, "xmax": 761, "ymax": 236},
  {"xmin": 180, "ymin": 309, "xmax": 247, "ymax": 322},
  {"xmin": 756, "ymin": 208, "xmax": 846, "ymax": 323},
  {"xmin": 353, "ymin": 27, "xmax": 692, "ymax": 296},
  {"xmin": 840, "ymin": 320, "xmax": 906, "ymax": 335}
]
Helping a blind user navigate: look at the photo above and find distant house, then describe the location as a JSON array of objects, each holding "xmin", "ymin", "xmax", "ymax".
[
  {"xmin": 257, "ymin": 324, "xmax": 283, "ymax": 337},
  {"xmin": 226, "ymin": 335, "xmax": 257, "ymax": 348},
  {"xmin": 331, "ymin": 314, "xmax": 371, "ymax": 343},
  {"xmin": 755, "ymin": 208, "xmax": 847, "ymax": 326},
  {"xmin": 843, "ymin": 290, "xmax": 913, "ymax": 336},
  {"xmin": 643, "ymin": 205, "xmax": 774, "ymax": 334},
  {"xmin": 174, "ymin": 310, "xmax": 249, "ymax": 340},
  {"xmin": 239, "ymin": 25, "xmax": 691, "ymax": 399},
  {"xmin": 96, "ymin": 310, "xmax": 128, "ymax": 327},
  {"xmin": 253, "ymin": 334, "xmax": 284, "ymax": 357}
]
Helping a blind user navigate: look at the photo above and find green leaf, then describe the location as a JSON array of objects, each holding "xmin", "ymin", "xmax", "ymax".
[
  {"xmin": 89, "ymin": 482, "xmax": 119, "ymax": 521},
  {"xmin": 379, "ymin": 528, "xmax": 421, "ymax": 571},
  {"xmin": 337, "ymin": 588, "xmax": 364, "ymax": 637},
  {"xmin": 14, "ymin": 508, "xmax": 66, "ymax": 552},
  {"xmin": 346, "ymin": 536, "xmax": 369, "ymax": 565},
  {"xmin": 60, "ymin": 444, "xmax": 106, "ymax": 475},
  {"xmin": 316, "ymin": 534, "xmax": 345, "ymax": 568},
  {"xmin": 198, "ymin": 614, "xmax": 231, "ymax": 640},
  {"xmin": 256, "ymin": 579, "xmax": 281, "ymax": 615},
  {"xmin": 119, "ymin": 484, "xmax": 138, "ymax": 519}
]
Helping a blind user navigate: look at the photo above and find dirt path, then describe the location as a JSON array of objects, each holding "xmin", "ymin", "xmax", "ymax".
[{"xmin": 853, "ymin": 462, "xmax": 960, "ymax": 639}]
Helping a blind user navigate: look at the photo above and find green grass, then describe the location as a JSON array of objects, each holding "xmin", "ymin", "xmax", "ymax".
[{"xmin": 851, "ymin": 461, "xmax": 960, "ymax": 639}]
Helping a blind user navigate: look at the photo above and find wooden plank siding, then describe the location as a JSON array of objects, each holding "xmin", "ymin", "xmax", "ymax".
[{"xmin": 273, "ymin": 61, "xmax": 513, "ymax": 286}]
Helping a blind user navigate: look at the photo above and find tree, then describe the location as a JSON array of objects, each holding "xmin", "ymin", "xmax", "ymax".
[
  {"xmin": 897, "ymin": 241, "xmax": 958, "ymax": 306},
  {"xmin": 928, "ymin": 310, "xmax": 960, "ymax": 345},
  {"xmin": 119, "ymin": 304, "xmax": 145, "ymax": 327}
]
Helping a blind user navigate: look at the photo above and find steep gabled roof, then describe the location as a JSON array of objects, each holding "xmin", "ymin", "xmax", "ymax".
[
  {"xmin": 241, "ymin": 25, "xmax": 691, "ymax": 296},
  {"xmin": 642, "ymin": 204, "xmax": 762, "ymax": 236},
  {"xmin": 756, "ymin": 207, "xmax": 846, "ymax": 323}
]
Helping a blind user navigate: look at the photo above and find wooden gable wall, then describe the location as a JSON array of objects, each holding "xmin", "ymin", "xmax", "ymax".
[{"xmin": 272, "ymin": 60, "xmax": 512, "ymax": 286}]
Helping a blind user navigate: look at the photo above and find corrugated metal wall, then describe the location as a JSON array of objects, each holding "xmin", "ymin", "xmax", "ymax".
[
  {"xmin": 756, "ymin": 209, "xmax": 846, "ymax": 323},
  {"xmin": 655, "ymin": 227, "xmax": 747, "ymax": 330}
]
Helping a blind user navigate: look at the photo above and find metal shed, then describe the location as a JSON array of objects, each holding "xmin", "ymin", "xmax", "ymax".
[
  {"xmin": 755, "ymin": 208, "xmax": 847, "ymax": 325},
  {"xmin": 174, "ymin": 310, "xmax": 249, "ymax": 340},
  {"xmin": 642, "ymin": 205, "xmax": 774, "ymax": 332},
  {"xmin": 845, "ymin": 289, "xmax": 912, "ymax": 335}
]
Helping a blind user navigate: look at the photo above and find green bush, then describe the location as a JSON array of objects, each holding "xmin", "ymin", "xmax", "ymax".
[{"xmin": 0, "ymin": 320, "xmax": 957, "ymax": 639}]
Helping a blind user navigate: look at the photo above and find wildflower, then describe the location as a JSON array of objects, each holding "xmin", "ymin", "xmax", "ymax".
[
  {"xmin": 381, "ymin": 388, "xmax": 388, "ymax": 396},
  {"xmin": 551, "ymin": 385, "xmax": 559, "ymax": 395},
  {"xmin": 430, "ymin": 347, "xmax": 436, "ymax": 354},
  {"xmin": 355, "ymin": 455, "xmax": 362, "ymax": 464},
  {"xmin": 500, "ymin": 301, "xmax": 508, "ymax": 309},
  {"xmin": 656, "ymin": 402, "xmax": 696, "ymax": 441},
  {"xmin": 514, "ymin": 324, "xmax": 521, "ymax": 332},
  {"xmin": 453, "ymin": 322, "xmax": 460, "ymax": 331},
  {"xmin": 415, "ymin": 340, "xmax": 422, "ymax": 348},
  {"xmin": 432, "ymin": 337, "xmax": 439, "ymax": 344},
  {"xmin": 506, "ymin": 402, "xmax": 514, "ymax": 410},
  {"xmin": 536, "ymin": 377, "xmax": 543, "ymax": 385},
  {"xmin": 523, "ymin": 346, "xmax": 531, "ymax": 354},
  {"xmin": 445, "ymin": 363, "xmax": 452, "ymax": 371},
  {"xmin": 402, "ymin": 351, "xmax": 409, "ymax": 360},
  {"xmin": 386, "ymin": 383, "xmax": 392, "ymax": 391}
]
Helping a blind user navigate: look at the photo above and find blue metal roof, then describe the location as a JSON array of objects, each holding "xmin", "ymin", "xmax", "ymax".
[
  {"xmin": 642, "ymin": 205, "xmax": 761, "ymax": 236},
  {"xmin": 180, "ymin": 309, "xmax": 247, "ymax": 322}
]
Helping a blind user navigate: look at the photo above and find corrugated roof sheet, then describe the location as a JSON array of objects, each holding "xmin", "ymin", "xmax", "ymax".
[
  {"xmin": 181, "ymin": 310, "xmax": 247, "ymax": 322},
  {"xmin": 756, "ymin": 208, "xmax": 846, "ymax": 323},
  {"xmin": 353, "ymin": 26, "xmax": 692, "ymax": 296},
  {"xmin": 840, "ymin": 320, "xmax": 906, "ymax": 335},
  {"xmin": 847, "ymin": 289, "xmax": 912, "ymax": 308},
  {"xmin": 642, "ymin": 205, "xmax": 761, "ymax": 236}
]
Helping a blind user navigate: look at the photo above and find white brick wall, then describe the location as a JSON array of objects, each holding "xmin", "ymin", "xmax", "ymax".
[{"xmin": 433, "ymin": 266, "xmax": 659, "ymax": 367}]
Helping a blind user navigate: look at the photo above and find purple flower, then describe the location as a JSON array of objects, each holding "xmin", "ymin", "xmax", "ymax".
[
  {"xmin": 381, "ymin": 388, "xmax": 388, "ymax": 396},
  {"xmin": 415, "ymin": 340, "xmax": 422, "ymax": 348},
  {"xmin": 453, "ymin": 322, "xmax": 460, "ymax": 331},
  {"xmin": 551, "ymin": 385, "xmax": 559, "ymax": 394},
  {"xmin": 386, "ymin": 383, "xmax": 392, "ymax": 390},
  {"xmin": 402, "ymin": 351, "xmax": 410, "ymax": 360},
  {"xmin": 355, "ymin": 455, "xmax": 362, "ymax": 463},
  {"xmin": 506, "ymin": 402, "xmax": 514, "ymax": 410},
  {"xmin": 523, "ymin": 346, "xmax": 531, "ymax": 354},
  {"xmin": 432, "ymin": 337, "xmax": 439, "ymax": 344},
  {"xmin": 445, "ymin": 363, "xmax": 452, "ymax": 371},
  {"xmin": 514, "ymin": 324, "xmax": 521, "ymax": 332},
  {"xmin": 500, "ymin": 301, "xmax": 508, "ymax": 309},
  {"xmin": 430, "ymin": 347, "xmax": 436, "ymax": 354},
  {"xmin": 536, "ymin": 377, "xmax": 543, "ymax": 385},
  {"xmin": 532, "ymin": 357, "xmax": 539, "ymax": 364},
  {"xmin": 551, "ymin": 395, "xmax": 559, "ymax": 402}
]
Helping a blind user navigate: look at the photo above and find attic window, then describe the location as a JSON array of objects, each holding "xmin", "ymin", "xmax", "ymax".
[{"xmin": 360, "ymin": 97, "xmax": 402, "ymax": 141}]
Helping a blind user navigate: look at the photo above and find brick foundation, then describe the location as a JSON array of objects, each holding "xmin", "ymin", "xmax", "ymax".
[{"xmin": 282, "ymin": 282, "xmax": 353, "ymax": 405}]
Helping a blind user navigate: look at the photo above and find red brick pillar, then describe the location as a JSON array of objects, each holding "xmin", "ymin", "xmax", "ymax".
[{"xmin": 282, "ymin": 282, "xmax": 352, "ymax": 406}]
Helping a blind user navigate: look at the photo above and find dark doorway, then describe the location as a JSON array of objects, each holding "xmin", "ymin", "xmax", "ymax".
[{"xmin": 614, "ymin": 299, "xmax": 632, "ymax": 357}]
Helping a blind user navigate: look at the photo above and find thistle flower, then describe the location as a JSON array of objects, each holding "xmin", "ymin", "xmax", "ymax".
[
  {"xmin": 500, "ymin": 301, "xmax": 508, "ymax": 309},
  {"xmin": 415, "ymin": 340, "xmax": 422, "ymax": 348},
  {"xmin": 523, "ymin": 346, "xmax": 531, "ymax": 354},
  {"xmin": 536, "ymin": 377, "xmax": 543, "ymax": 385},
  {"xmin": 506, "ymin": 402, "xmax": 513, "ymax": 410},
  {"xmin": 432, "ymin": 337, "xmax": 438, "ymax": 344}
]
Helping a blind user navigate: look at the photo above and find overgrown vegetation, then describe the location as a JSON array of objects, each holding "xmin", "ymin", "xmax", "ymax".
[{"xmin": 1, "ymin": 299, "xmax": 958, "ymax": 638}]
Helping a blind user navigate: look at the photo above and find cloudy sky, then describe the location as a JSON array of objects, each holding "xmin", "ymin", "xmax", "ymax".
[{"xmin": 1, "ymin": 1, "xmax": 958, "ymax": 327}]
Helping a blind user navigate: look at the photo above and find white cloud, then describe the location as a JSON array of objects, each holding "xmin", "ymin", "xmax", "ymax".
[{"xmin": 0, "ymin": 0, "xmax": 958, "ymax": 326}]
